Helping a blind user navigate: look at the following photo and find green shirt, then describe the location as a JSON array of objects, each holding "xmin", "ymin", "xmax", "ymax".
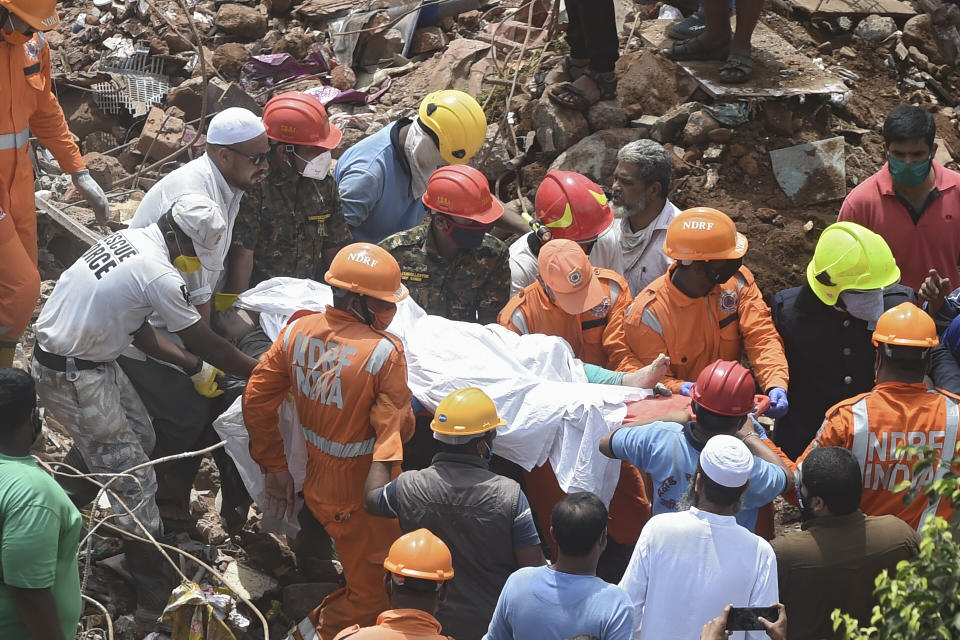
[
  {"xmin": 0, "ymin": 453, "xmax": 83, "ymax": 639},
  {"xmin": 380, "ymin": 220, "xmax": 510, "ymax": 323}
]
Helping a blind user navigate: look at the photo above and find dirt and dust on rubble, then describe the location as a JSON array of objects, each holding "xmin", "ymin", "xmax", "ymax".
[{"xmin": 26, "ymin": 0, "xmax": 960, "ymax": 637}]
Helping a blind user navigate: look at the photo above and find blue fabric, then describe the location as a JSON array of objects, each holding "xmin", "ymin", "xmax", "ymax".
[
  {"xmin": 483, "ymin": 566, "xmax": 634, "ymax": 640},
  {"xmin": 333, "ymin": 120, "xmax": 426, "ymax": 243},
  {"xmin": 944, "ymin": 315, "xmax": 960, "ymax": 360},
  {"xmin": 372, "ymin": 478, "xmax": 540, "ymax": 550},
  {"xmin": 583, "ymin": 363, "xmax": 625, "ymax": 385},
  {"xmin": 609, "ymin": 421, "xmax": 787, "ymax": 531}
]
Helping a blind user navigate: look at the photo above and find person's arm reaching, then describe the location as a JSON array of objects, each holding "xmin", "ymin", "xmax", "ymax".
[
  {"xmin": 9, "ymin": 586, "xmax": 68, "ymax": 640},
  {"xmin": 224, "ymin": 245, "xmax": 255, "ymax": 295},
  {"xmin": 178, "ymin": 321, "xmax": 258, "ymax": 377},
  {"xmin": 738, "ymin": 278, "xmax": 789, "ymax": 393},
  {"xmin": 737, "ymin": 420, "xmax": 795, "ymax": 491},
  {"xmin": 336, "ymin": 167, "xmax": 381, "ymax": 230},
  {"xmin": 494, "ymin": 199, "xmax": 534, "ymax": 237},
  {"xmin": 133, "ymin": 323, "xmax": 201, "ymax": 372},
  {"xmin": 363, "ymin": 462, "xmax": 395, "ymax": 515},
  {"xmin": 617, "ymin": 307, "xmax": 684, "ymax": 391}
]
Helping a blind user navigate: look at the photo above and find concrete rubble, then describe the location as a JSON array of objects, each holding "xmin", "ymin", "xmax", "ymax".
[{"xmin": 23, "ymin": 0, "xmax": 960, "ymax": 637}]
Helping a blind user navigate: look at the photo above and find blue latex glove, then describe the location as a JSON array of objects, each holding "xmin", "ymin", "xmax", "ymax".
[
  {"xmin": 679, "ymin": 381, "xmax": 695, "ymax": 396},
  {"xmin": 766, "ymin": 387, "xmax": 789, "ymax": 418}
]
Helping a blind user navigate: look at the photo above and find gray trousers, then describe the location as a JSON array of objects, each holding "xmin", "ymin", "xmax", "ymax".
[{"xmin": 31, "ymin": 357, "xmax": 162, "ymax": 536}]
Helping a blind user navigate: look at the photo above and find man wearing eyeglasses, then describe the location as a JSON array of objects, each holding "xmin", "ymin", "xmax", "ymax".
[{"xmin": 115, "ymin": 106, "xmax": 269, "ymax": 532}]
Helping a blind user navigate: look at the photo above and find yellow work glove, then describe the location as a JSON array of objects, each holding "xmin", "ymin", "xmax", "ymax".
[
  {"xmin": 214, "ymin": 292, "xmax": 239, "ymax": 312},
  {"xmin": 190, "ymin": 361, "xmax": 225, "ymax": 398}
]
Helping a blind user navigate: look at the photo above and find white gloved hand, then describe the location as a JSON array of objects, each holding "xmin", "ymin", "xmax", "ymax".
[
  {"xmin": 71, "ymin": 169, "xmax": 110, "ymax": 225},
  {"xmin": 190, "ymin": 361, "xmax": 225, "ymax": 398}
]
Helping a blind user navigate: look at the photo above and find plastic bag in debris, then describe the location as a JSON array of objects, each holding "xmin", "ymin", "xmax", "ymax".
[
  {"xmin": 215, "ymin": 278, "xmax": 650, "ymax": 532},
  {"xmin": 657, "ymin": 4, "xmax": 682, "ymax": 19},
  {"xmin": 703, "ymin": 102, "xmax": 752, "ymax": 127},
  {"xmin": 302, "ymin": 77, "xmax": 392, "ymax": 106},
  {"xmin": 160, "ymin": 581, "xmax": 249, "ymax": 640},
  {"xmin": 241, "ymin": 51, "xmax": 332, "ymax": 84}
]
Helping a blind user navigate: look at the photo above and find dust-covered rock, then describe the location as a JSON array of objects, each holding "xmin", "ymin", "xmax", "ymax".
[
  {"xmin": 82, "ymin": 152, "xmax": 128, "ymax": 191},
  {"xmin": 471, "ymin": 123, "xmax": 514, "ymax": 180},
  {"xmin": 533, "ymin": 99, "xmax": 589, "ymax": 155},
  {"xmin": 331, "ymin": 65, "xmax": 357, "ymax": 90},
  {"xmin": 903, "ymin": 14, "xmax": 946, "ymax": 65},
  {"xmin": 215, "ymin": 4, "xmax": 268, "ymax": 39},
  {"xmin": 853, "ymin": 15, "xmax": 896, "ymax": 43},
  {"xmin": 651, "ymin": 102, "xmax": 703, "ymax": 144},
  {"xmin": 410, "ymin": 26, "xmax": 446, "ymax": 55},
  {"xmin": 548, "ymin": 128, "xmax": 643, "ymax": 183},
  {"xmin": 587, "ymin": 100, "xmax": 629, "ymax": 132},
  {"xmin": 213, "ymin": 42, "xmax": 249, "ymax": 78},
  {"xmin": 682, "ymin": 110, "xmax": 721, "ymax": 146}
]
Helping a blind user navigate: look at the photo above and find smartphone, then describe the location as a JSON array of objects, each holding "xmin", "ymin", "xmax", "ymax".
[{"xmin": 725, "ymin": 606, "xmax": 780, "ymax": 631}]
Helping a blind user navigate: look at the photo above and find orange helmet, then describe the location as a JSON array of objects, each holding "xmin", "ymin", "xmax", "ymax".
[
  {"xmin": 384, "ymin": 528, "xmax": 455, "ymax": 582},
  {"xmin": 0, "ymin": 0, "xmax": 58, "ymax": 31},
  {"xmin": 324, "ymin": 243, "xmax": 408, "ymax": 303},
  {"xmin": 262, "ymin": 92, "xmax": 342, "ymax": 148},
  {"xmin": 535, "ymin": 171, "xmax": 613, "ymax": 242},
  {"xmin": 422, "ymin": 165, "xmax": 504, "ymax": 224},
  {"xmin": 872, "ymin": 302, "xmax": 938, "ymax": 350},
  {"xmin": 664, "ymin": 207, "xmax": 747, "ymax": 261}
]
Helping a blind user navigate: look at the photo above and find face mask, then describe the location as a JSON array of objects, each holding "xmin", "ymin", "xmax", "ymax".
[
  {"xmin": 480, "ymin": 434, "xmax": 495, "ymax": 464},
  {"xmin": 371, "ymin": 306, "xmax": 397, "ymax": 331},
  {"xmin": 887, "ymin": 154, "xmax": 932, "ymax": 188},
  {"xmin": 404, "ymin": 118, "xmax": 445, "ymax": 199},
  {"xmin": 708, "ymin": 259, "xmax": 742, "ymax": 284},
  {"xmin": 441, "ymin": 216, "xmax": 488, "ymax": 249},
  {"xmin": 173, "ymin": 255, "xmax": 202, "ymax": 274},
  {"xmin": 297, "ymin": 150, "xmax": 332, "ymax": 180},
  {"xmin": 837, "ymin": 289, "xmax": 885, "ymax": 330}
]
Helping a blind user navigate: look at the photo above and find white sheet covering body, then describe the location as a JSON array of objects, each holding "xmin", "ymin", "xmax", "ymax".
[{"xmin": 213, "ymin": 278, "xmax": 649, "ymax": 532}]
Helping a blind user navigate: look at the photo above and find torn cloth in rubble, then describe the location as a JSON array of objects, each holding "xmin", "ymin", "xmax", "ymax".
[{"xmin": 213, "ymin": 278, "xmax": 648, "ymax": 531}]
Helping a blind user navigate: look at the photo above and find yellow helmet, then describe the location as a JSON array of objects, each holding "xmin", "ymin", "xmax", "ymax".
[
  {"xmin": 0, "ymin": 0, "xmax": 59, "ymax": 31},
  {"xmin": 806, "ymin": 222, "xmax": 900, "ymax": 305},
  {"xmin": 418, "ymin": 90, "xmax": 487, "ymax": 165},
  {"xmin": 430, "ymin": 387, "xmax": 506, "ymax": 443}
]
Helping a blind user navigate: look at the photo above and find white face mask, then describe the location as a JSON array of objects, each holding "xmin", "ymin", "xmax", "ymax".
[
  {"xmin": 403, "ymin": 118, "xmax": 446, "ymax": 199},
  {"xmin": 837, "ymin": 289, "xmax": 885, "ymax": 330},
  {"xmin": 297, "ymin": 150, "xmax": 332, "ymax": 180}
]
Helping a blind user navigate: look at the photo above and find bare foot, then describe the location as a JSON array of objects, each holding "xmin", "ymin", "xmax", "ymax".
[{"xmin": 622, "ymin": 353, "xmax": 671, "ymax": 389}]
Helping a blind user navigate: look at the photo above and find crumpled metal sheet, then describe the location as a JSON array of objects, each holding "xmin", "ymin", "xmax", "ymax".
[{"xmin": 769, "ymin": 136, "xmax": 847, "ymax": 205}]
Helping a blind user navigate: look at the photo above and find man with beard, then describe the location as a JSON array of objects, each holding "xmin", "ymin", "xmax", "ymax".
[
  {"xmin": 772, "ymin": 447, "xmax": 918, "ymax": 640},
  {"xmin": 589, "ymin": 140, "xmax": 681, "ymax": 295},
  {"xmin": 619, "ymin": 435, "xmax": 779, "ymax": 639}
]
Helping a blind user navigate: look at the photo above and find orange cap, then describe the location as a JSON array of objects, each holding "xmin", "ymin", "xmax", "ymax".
[
  {"xmin": 538, "ymin": 239, "xmax": 605, "ymax": 315},
  {"xmin": 324, "ymin": 243, "xmax": 409, "ymax": 303},
  {"xmin": 0, "ymin": 0, "xmax": 59, "ymax": 31},
  {"xmin": 664, "ymin": 207, "xmax": 748, "ymax": 261},
  {"xmin": 383, "ymin": 528, "xmax": 455, "ymax": 581}
]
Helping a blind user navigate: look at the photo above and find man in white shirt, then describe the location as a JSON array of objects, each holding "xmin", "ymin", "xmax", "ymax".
[
  {"xmin": 31, "ymin": 196, "xmax": 257, "ymax": 631},
  {"xmin": 122, "ymin": 108, "xmax": 268, "ymax": 525},
  {"xmin": 619, "ymin": 434, "xmax": 779, "ymax": 640},
  {"xmin": 590, "ymin": 140, "xmax": 681, "ymax": 295}
]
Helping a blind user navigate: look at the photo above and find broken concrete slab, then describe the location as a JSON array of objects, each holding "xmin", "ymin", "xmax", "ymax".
[
  {"xmin": 784, "ymin": 0, "xmax": 915, "ymax": 18},
  {"xmin": 221, "ymin": 560, "xmax": 279, "ymax": 601},
  {"xmin": 533, "ymin": 100, "xmax": 589, "ymax": 155},
  {"xmin": 136, "ymin": 107, "xmax": 186, "ymax": 162},
  {"xmin": 640, "ymin": 20, "xmax": 848, "ymax": 99},
  {"xmin": 769, "ymin": 136, "xmax": 847, "ymax": 205},
  {"xmin": 549, "ymin": 128, "xmax": 645, "ymax": 183}
]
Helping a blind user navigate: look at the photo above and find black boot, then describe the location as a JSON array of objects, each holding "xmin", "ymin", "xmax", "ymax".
[{"xmin": 123, "ymin": 535, "xmax": 180, "ymax": 631}]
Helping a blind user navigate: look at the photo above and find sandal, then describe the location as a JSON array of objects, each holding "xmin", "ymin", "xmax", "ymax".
[
  {"xmin": 535, "ymin": 55, "xmax": 588, "ymax": 97},
  {"xmin": 718, "ymin": 49, "xmax": 755, "ymax": 83},
  {"xmin": 547, "ymin": 67, "xmax": 617, "ymax": 111},
  {"xmin": 665, "ymin": 12, "xmax": 707, "ymax": 40},
  {"xmin": 665, "ymin": 34, "xmax": 730, "ymax": 61}
]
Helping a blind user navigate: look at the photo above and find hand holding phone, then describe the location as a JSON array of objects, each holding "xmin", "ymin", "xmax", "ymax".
[{"xmin": 725, "ymin": 606, "xmax": 780, "ymax": 631}]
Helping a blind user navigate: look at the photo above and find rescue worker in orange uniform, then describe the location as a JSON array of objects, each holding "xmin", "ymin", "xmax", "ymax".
[
  {"xmin": 243, "ymin": 242, "xmax": 415, "ymax": 639},
  {"xmin": 799, "ymin": 302, "xmax": 959, "ymax": 530},
  {"xmin": 1, "ymin": 0, "xmax": 110, "ymax": 367},
  {"xmin": 0, "ymin": 177, "xmax": 39, "ymax": 367},
  {"xmin": 617, "ymin": 207, "xmax": 789, "ymax": 416},
  {"xmin": 331, "ymin": 529, "xmax": 455, "ymax": 640},
  {"xmin": 498, "ymin": 239, "xmax": 670, "ymax": 580}
]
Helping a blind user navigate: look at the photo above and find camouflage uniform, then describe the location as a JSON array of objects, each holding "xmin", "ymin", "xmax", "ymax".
[
  {"xmin": 30, "ymin": 358, "xmax": 161, "ymax": 535},
  {"xmin": 380, "ymin": 219, "xmax": 511, "ymax": 323},
  {"xmin": 233, "ymin": 168, "xmax": 353, "ymax": 286}
]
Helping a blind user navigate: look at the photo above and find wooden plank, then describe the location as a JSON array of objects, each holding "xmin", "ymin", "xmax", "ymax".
[
  {"xmin": 784, "ymin": 0, "xmax": 916, "ymax": 18},
  {"xmin": 35, "ymin": 195, "xmax": 102, "ymax": 247},
  {"xmin": 640, "ymin": 20, "xmax": 849, "ymax": 100}
]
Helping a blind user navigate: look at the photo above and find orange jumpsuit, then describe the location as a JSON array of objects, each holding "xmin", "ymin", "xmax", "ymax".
[
  {"xmin": 498, "ymin": 269, "xmax": 651, "ymax": 553},
  {"xmin": 0, "ymin": 177, "xmax": 39, "ymax": 340},
  {"xmin": 617, "ymin": 264, "xmax": 789, "ymax": 394},
  {"xmin": 799, "ymin": 382, "xmax": 960, "ymax": 530},
  {"xmin": 333, "ymin": 609, "xmax": 453, "ymax": 640},
  {"xmin": 1, "ymin": 31, "xmax": 84, "ymax": 343},
  {"xmin": 244, "ymin": 308, "xmax": 415, "ymax": 640}
]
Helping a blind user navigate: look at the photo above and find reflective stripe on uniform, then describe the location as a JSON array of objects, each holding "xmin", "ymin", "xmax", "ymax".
[
  {"xmin": 301, "ymin": 426, "xmax": 376, "ymax": 458},
  {"xmin": 365, "ymin": 337, "xmax": 395, "ymax": 375},
  {"xmin": 735, "ymin": 273, "xmax": 747, "ymax": 293},
  {"xmin": 282, "ymin": 317, "xmax": 304, "ymax": 351},
  {"xmin": 289, "ymin": 615, "xmax": 320, "ymax": 640},
  {"xmin": 640, "ymin": 307, "xmax": 664, "ymax": 339},
  {"xmin": 919, "ymin": 396, "xmax": 960, "ymax": 529},
  {"xmin": 609, "ymin": 281, "xmax": 621, "ymax": 308},
  {"xmin": 850, "ymin": 398, "xmax": 870, "ymax": 474},
  {"xmin": 510, "ymin": 309, "xmax": 529, "ymax": 334},
  {"xmin": 0, "ymin": 127, "xmax": 30, "ymax": 151}
]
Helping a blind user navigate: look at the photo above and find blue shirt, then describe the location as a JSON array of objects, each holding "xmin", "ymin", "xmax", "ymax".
[
  {"xmin": 333, "ymin": 118, "xmax": 427, "ymax": 244},
  {"xmin": 483, "ymin": 566, "xmax": 634, "ymax": 640},
  {"xmin": 609, "ymin": 421, "xmax": 787, "ymax": 531}
]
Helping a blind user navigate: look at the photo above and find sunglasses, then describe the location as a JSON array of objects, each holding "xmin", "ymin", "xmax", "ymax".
[{"xmin": 225, "ymin": 146, "xmax": 269, "ymax": 166}]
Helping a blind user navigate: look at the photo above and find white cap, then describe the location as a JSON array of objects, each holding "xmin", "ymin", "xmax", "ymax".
[
  {"xmin": 171, "ymin": 195, "xmax": 227, "ymax": 271},
  {"xmin": 206, "ymin": 107, "xmax": 266, "ymax": 146},
  {"xmin": 700, "ymin": 434, "xmax": 753, "ymax": 488}
]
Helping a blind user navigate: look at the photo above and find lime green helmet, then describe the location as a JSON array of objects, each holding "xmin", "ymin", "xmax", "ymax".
[{"xmin": 806, "ymin": 222, "xmax": 900, "ymax": 304}]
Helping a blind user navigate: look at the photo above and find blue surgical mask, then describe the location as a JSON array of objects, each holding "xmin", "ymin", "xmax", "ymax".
[{"xmin": 887, "ymin": 154, "xmax": 932, "ymax": 188}]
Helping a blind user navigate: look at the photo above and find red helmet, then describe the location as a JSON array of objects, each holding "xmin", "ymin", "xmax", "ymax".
[
  {"xmin": 422, "ymin": 165, "xmax": 504, "ymax": 224},
  {"xmin": 262, "ymin": 92, "xmax": 342, "ymax": 148},
  {"xmin": 534, "ymin": 171, "xmax": 613, "ymax": 242},
  {"xmin": 691, "ymin": 360, "xmax": 764, "ymax": 417}
]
